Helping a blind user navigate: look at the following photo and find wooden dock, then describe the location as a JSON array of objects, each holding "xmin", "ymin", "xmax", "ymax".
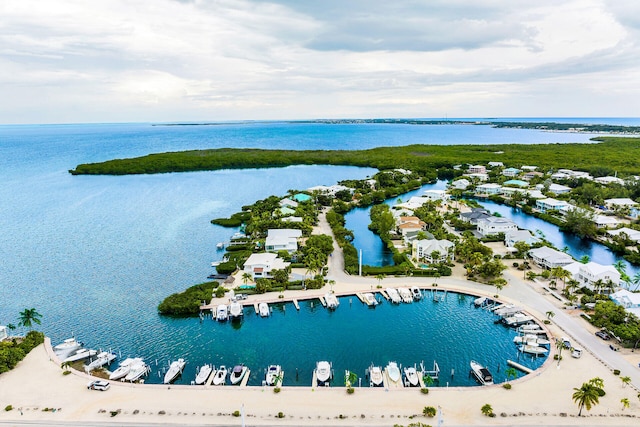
[
  {"xmin": 383, "ymin": 366, "xmax": 404, "ymax": 389},
  {"xmin": 319, "ymin": 296, "xmax": 327, "ymax": 307},
  {"xmin": 379, "ymin": 290, "xmax": 389, "ymax": 300},
  {"xmin": 292, "ymin": 299, "xmax": 300, "ymax": 310},
  {"xmin": 239, "ymin": 369, "xmax": 251, "ymax": 387},
  {"xmin": 507, "ymin": 359, "xmax": 533, "ymax": 374},
  {"xmin": 253, "ymin": 303, "xmax": 259, "ymax": 314},
  {"xmin": 355, "ymin": 293, "xmax": 365, "ymax": 304},
  {"xmin": 206, "ymin": 367, "xmax": 217, "ymax": 386}
]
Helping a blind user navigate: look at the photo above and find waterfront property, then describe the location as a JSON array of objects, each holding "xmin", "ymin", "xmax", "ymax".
[
  {"xmin": 539, "ymin": 183, "xmax": 572, "ymax": 195},
  {"xmin": 604, "ymin": 198, "xmax": 638, "ymax": 210},
  {"xmin": 610, "ymin": 289, "xmax": 640, "ymax": 317},
  {"xmin": 608, "ymin": 227, "xmax": 640, "ymax": 243},
  {"xmin": 528, "ymin": 247, "xmax": 574, "ymax": 269},
  {"xmin": 504, "ymin": 230, "xmax": 540, "ymax": 247},
  {"xmin": 412, "ymin": 239, "xmax": 455, "ymax": 264},
  {"xmin": 243, "ymin": 253, "xmax": 290, "ymax": 279},
  {"xmin": 476, "ymin": 216, "xmax": 517, "ymax": 237},
  {"xmin": 564, "ymin": 261, "xmax": 620, "ymax": 292},
  {"xmin": 449, "ymin": 178, "xmax": 470, "ymax": 190},
  {"xmin": 476, "ymin": 183, "xmax": 502, "ymax": 195},
  {"xmin": 535, "ymin": 198, "xmax": 570, "ymax": 213},
  {"xmin": 459, "ymin": 208, "xmax": 491, "ymax": 225},
  {"xmin": 503, "ymin": 179, "xmax": 529, "ymax": 188},
  {"xmin": 265, "ymin": 228, "xmax": 302, "ymax": 253}
]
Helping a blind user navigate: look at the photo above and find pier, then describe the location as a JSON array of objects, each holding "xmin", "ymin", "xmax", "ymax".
[
  {"xmin": 239, "ymin": 369, "xmax": 251, "ymax": 387},
  {"xmin": 507, "ymin": 359, "xmax": 533, "ymax": 374},
  {"xmin": 292, "ymin": 299, "xmax": 300, "ymax": 310}
]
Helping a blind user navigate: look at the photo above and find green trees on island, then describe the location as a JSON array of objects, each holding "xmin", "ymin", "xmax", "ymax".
[{"xmin": 1, "ymin": 309, "xmax": 44, "ymax": 374}]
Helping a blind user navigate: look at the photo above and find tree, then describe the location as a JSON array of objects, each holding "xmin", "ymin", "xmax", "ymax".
[
  {"xmin": 490, "ymin": 278, "xmax": 507, "ymax": 296},
  {"xmin": 546, "ymin": 311, "xmax": 555, "ymax": 320},
  {"xmin": 572, "ymin": 381, "xmax": 601, "ymax": 416},
  {"xmin": 423, "ymin": 406, "xmax": 437, "ymax": 418},
  {"xmin": 241, "ymin": 272, "xmax": 253, "ymax": 286},
  {"xmin": 375, "ymin": 274, "xmax": 386, "ymax": 288},
  {"xmin": 621, "ymin": 398, "xmax": 630, "ymax": 410},
  {"xmin": 480, "ymin": 404, "xmax": 494, "ymax": 417},
  {"xmin": 562, "ymin": 207, "xmax": 597, "ymax": 239},
  {"xmin": 18, "ymin": 308, "xmax": 42, "ymax": 330},
  {"xmin": 620, "ymin": 376, "xmax": 631, "ymax": 388},
  {"xmin": 580, "ymin": 255, "xmax": 590, "ymax": 264},
  {"xmin": 505, "ymin": 367, "xmax": 518, "ymax": 384}
]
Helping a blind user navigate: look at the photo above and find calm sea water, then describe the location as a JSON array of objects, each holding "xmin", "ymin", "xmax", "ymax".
[{"xmin": 0, "ymin": 120, "xmax": 624, "ymax": 385}]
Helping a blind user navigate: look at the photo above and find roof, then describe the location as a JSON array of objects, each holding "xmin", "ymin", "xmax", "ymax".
[
  {"xmin": 528, "ymin": 246, "xmax": 574, "ymax": 263},
  {"xmin": 605, "ymin": 198, "xmax": 637, "ymax": 206},
  {"xmin": 478, "ymin": 216, "xmax": 516, "ymax": 226},
  {"xmin": 503, "ymin": 179, "xmax": 529, "ymax": 187},
  {"xmin": 292, "ymin": 193, "xmax": 312, "ymax": 202},
  {"xmin": 610, "ymin": 289, "xmax": 640, "ymax": 307},
  {"xmin": 580, "ymin": 262, "xmax": 619, "ymax": 277},
  {"xmin": 413, "ymin": 239, "xmax": 454, "ymax": 253}
]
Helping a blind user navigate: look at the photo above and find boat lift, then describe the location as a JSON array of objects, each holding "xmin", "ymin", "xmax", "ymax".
[{"xmin": 420, "ymin": 360, "xmax": 440, "ymax": 382}]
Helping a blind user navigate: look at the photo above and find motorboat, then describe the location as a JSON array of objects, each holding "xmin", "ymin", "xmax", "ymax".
[
  {"xmin": 470, "ymin": 360, "xmax": 493, "ymax": 385},
  {"xmin": 411, "ymin": 286, "xmax": 422, "ymax": 300},
  {"xmin": 473, "ymin": 296, "xmax": 487, "ymax": 307},
  {"xmin": 363, "ymin": 292, "xmax": 378, "ymax": 307},
  {"xmin": 125, "ymin": 359, "xmax": 150, "ymax": 382},
  {"xmin": 53, "ymin": 337, "xmax": 82, "ymax": 358},
  {"xmin": 216, "ymin": 242, "xmax": 224, "ymax": 250},
  {"xmin": 212, "ymin": 365, "xmax": 227, "ymax": 385},
  {"xmin": 84, "ymin": 351, "xmax": 117, "ymax": 372},
  {"xmin": 258, "ymin": 302, "xmax": 270, "ymax": 317},
  {"xmin": 369, "ymin": 365, "xmax": 383, "ymax": 387},
  {"xmin": 325, "ymin": 293, "xmax": 339, "ymax": 310},
  {"xmin": 229, "ymin": 301, "xmax": 243, "ymax": 320},
  {"xmin": 195, "ymin": 364, "xmax": 213, "ymax": 385},
  {"xmin": 265, "ymin": 364, "xmax": 282, "ymax": 386},
  {"xmin": 517, "ymin": 324, "xmax": 545, "ymax": 334},
  {"xmin": 513, "ymin": 335, "xmax": 550, "ymax": 346},
  {"xmin": 398, "ymin": 288, "xmax": 413, "ymax": 303},
  {"xmin": 109, "ymin": 357, "xmax": 142, "ymax": 381},
  {"xmin": 503, "ymin": 312, "xmax": 533, "ymax": 326},
  {"xmin": 518, "ymin": 344, "xmax": 549, "ymax": 356},
  {"xmin": 216, "ymin": 304, "xmax": 228, "ymax": 321},
  {"xmin": 315, "ymin": 361, "xmax": 332, "ymax": 386},
  {"xmin": 63, "ymin": 347, "xmax": 97, "ymax": 363},
  {"xmin": 230, "ymin": 364, "xmax": 248, "ymax": 385},
  {"xmin": 494, "ymin": 305, "xmax": 522, "ymax": 317},
  {"xmin": 386, "ymin": 361, "xmax": 401, "ymax": 383},
  {"xmin": 403, "ymin": 365, "xmax": 420, "ymax": 387},
  {"xmin": 386, "ymin": 288, "xmax": 401, "ymax": 304},
  {"xmin": 163, "ymin": 358, "xmax": 186, "ymax": 384}
]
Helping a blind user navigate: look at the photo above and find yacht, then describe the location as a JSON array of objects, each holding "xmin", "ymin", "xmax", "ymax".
[
  {"xmin": 386, "ymin": 361, "xmax": 401, "ymax": 383},
  {"xmin": 265, "ymin": 364, "xmax": 282, "ymax": 386},
  {"xmin": 53, "ymin": 337, "xmax": 82, "ymax": 358},
  {"xmin": 518, "ymin": 344, "xmax": 549, "ymax": 356},
  {"xmin": 314, "ymin": 361, "xmax": 332, "ymax": 386},
  {"xmin": 63, "ymin": 348, "xmax": 97, "ymax": 363},
  {"xmin": 230, "ymin": 364, "xmax": 248, "ymax": 385},
  {"xmin": 386, "ymin": 288, "xmax": 401, "ymax": 304},
  {"xmin": 84, "ymin": 351, "xmax": 117, "ymax": 372},
  {"xmin": 229, "ymin": 301, "xmax": 243, "ymax": 320},
  {"xmin": 216, "ymin": 304, "xmax": 228, "ymax": 322},
  {"xmin": 195, "ymin": 364, "xmax": 213, "ymax": 385},
  {"xmin": 470, "ymin": 360, "xmax": 493, "ymax": 385},
  {"xmin": 517, "ymin": 324, "xmax": 544, "ymax": 333},
  {"xmin": 325, "ymin": 293, "xmax": 339, "ymax": 310},
  {"xmin": 503, "ymin": 312, "xmax": 533, "ymax": 326},
  {"xmin": 258, "ymin": 302, "xmax": 270, "ymax": 317},
  {"xmin": 163, "ymin": 358, "xmax": 186, "ymax": 384},
  {"xmin": 125, "ymin": 359, "xmax": 151, "ymax": 382},
  {"xmin": 513, "ymin": 335, "xmax": 550, "ymax": 346},
  {"xmin": 398, "ymin": 288, "xmax": 413, "ymax": 303},
  {"xmin": 363, "ymin": 292, "xmax": 378, "ymax": 307},
  {"xmin": 212, "ymin": 365, "xmax": 227, "ymax": 385},
  {"xmin": 369, "ymin": 365, "xmax": 384, "ymax": 387},
  {"xmin": 411, "ymin": 286, "xmax": 422, "ymax": 300},
  {"xmin": 109, "ymin": 357, "xmax": 142, "ymax": 381},
  {"xmin": 403, "ymin": 365, "xmax": 420, "ymax": 387}
]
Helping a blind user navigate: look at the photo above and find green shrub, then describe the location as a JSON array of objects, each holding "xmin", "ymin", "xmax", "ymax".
[
  {"xmin": 423, "ymin": 406, "xmax": 436, "ymax": 417},
  {"xmin": 420, "ymin": 388, "xmax": 429, "ymax": 394},
  {"xmin": 346, "ymin": 387, "xmax": 354, "ymax": 394},
  {"xmin": 4, "ymin": 405, "xmax": 12, "ymax": 412},
  {"xmin": 277, "ymin": 411, "xmax": 285, "ymax": 418},
  {"xmin": 613, "ymin": 369, "xmax": 620, "ymax": 375},
  {"xmin": 273, "ymin": 387, "xmax": 281, "ymax": 394},
  {"xmin": 157, "ymin": 282, "xmax": 216, "ymax": 316},
  {"xmin": 502, "ymin": 383, "xmax": 512, "ymax": 390},
  {"xmin": 232, "ymin": 410, "xmax": 240, "ymax": 417}
]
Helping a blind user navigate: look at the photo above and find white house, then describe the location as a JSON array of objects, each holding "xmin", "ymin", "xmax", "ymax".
[
  {"xmin": 281, "ymin": 216, "xmax": 304, "ymax": 223},
  {"xmin": 488, "ymin": 161, "xmax": 504, "ymax": 168},
  {"xmin": 423, "ymin": 190, "xmax": 449, "ymax": 201},
  {"xmin": 536, "ymin": 198, "xmax": 570, "ymax": 213},
  {"xmin": 594, "ymin": 176, "xmax": 625, "ymax": 185},
  {"xmin": 604, "ymin": 198, "xmax": 638, "ymax": 209},
  {"xmin": 476, "ymin": 183, "xmax": 502, "ymax": 195},
  {"xmin": 521, "ymin": 165, "xmax": 538, "ymax": 171},
  {"xmin": 466, "ymin": 172, "xmax": 489, "ymax": 181},
  {"xmin": 610, "ymin": 289, "xmax": 640, "ymax": 317},
  {"xmin": 528, "ymin": 247, "xmax": 574, "ymax": 269},
  {"xmin": 307, "ymin": 184, "xmax": 352, "ymax": 196},
  {"xmin": 0, "ymin": 325, "xmax": 7, "ymax": 342},
  {"xmin": 279, "ymin": 198, "xmax": 298, "ymax": 209},
  {"xmin": 449, "ymin": 178, "xmax": 470, "ymax": 190},
  {"xmin": 468, "ymin": 165, "xmax": 486, "ymax": 174},
  {"xmin": 608, "ymin": 227, "xmax": 640, "ymax": 243},
  {"xmin": 502, "ymin": 167, "xmax": 521, "ymax": 177},
  {"xmin": 243, "ymin": 253, "xmax": 290, "ymax": 279},
  {"xmin": 573, "ymin": 262, "xmax": 620, "ymax": 291},
  {"xmin": 412, "ymin": 239, "xmax": 455, "ymax": 264},
  {"xmin": 265, "ymin": 229, "xmax": 302, "ymax": 253},
  {"xmin": 536, "ymin": 183, "xmax": 571, "ymax": 195},
  {"xmin": 593, "ymin": 215, "xmax": 620, "ymax": 229},
  {"xmin": 477, "ymin": 216, "xmax": 517, "ymax": 237},
  {"xmin": 504, "ymin": 230, "xmax": 540, "ymax": 247},
  {"xmin": 397, "ymin": 196, "xmax": 430, "ymax": 210}
]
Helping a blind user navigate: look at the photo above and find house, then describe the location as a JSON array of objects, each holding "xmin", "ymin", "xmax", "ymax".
[
  {"xmin": 525, "ymin": 190, "xmax": 547, "ymax": 199},
  {"xmin": 504, "ymin": 230, "xmax": 540, "ymax": 247},
  {"xmin": 265, "ymin": 229, "xmax": 302, "ymax": 253},
  {"xmin": 571, "ymin": 262, "xmax": 620, "ymax": 292},
  {"xmin": 503, "ymin": 179, "xmax": 529, "ymax": 188},
  {"xmin": 594, "ymin": 176, "xmax": 625, "ymax": 185},
  {"xmin": 466, "ymin": 172, "xmax": 489, "ymax": 181},
  {"xmin": 412, "ymin": 239, "xmax": 455, "ymax": 264},
  {"xmin": 292, "ymin": 193, "xmax": 312, "ymax": 203},
  {"xmin": 537, "ymin": 183, "xmax": 571, "ymax": 195},
  {"xmin": 468, "ymin": 165, "xmax": 486, "ymax": 174},
  {"xmin": 449, "ymin": 178, "xmax": 470, "ymax": 190},
  {"xmin": 536, "ymin": 198, "xmax": 570, "ymax": 213},
  {"xmin": 523, "ymin": 171, "xmax": 544, "ymax": 181},
  {"xmin": 528, "ymin": 247, "xmax": 574, "ymax": 269},
  {"xmin": 604, "ymin": 198, "xmax": 638, "ymax": 209},
  {"xmin": 0, "ymin": 325, "xmax": 7, "ymax": 342},
  {"xmin": 397, "ymin": 196, "xmax": 430, "ymax": 210},
  {"xmin": 243, "ymin": 253, "xmax": 290, "ymax": 279},
  {"xmin": 593, "ymin": 215, "xmax": 619, "ymax": 229},
  {"xmin": 488, "ymin": 161, "xmax": 504, "ymax": 168},
  {"xmin": 281, "ymin": 216, "xmax": 303, "ymax": 223},
  {"xmin": 476, "ymin": 183, "xmax": 502, "ymax": 195},
  {"xmin": 397, "ymin": 216, "xmax": 426, "ymax": 238},
  {"xmin": 278, "ymin": 206, "xmax": 296, "ymax": 216},
  {"xmin": 607, "ymin": 227, "xmax": 640, "ymax": 243},
  {"xmin": 307, "ymin": 184, "xmax": 352, "ymax": 196},
  {"xmin": 423, "ymin": 190, "xmax": 449, "ymax": 201},
  {"xmin": 521, "ymin": 165, "xmax": 538, "ymax": 171},
  {"xmin": 477, "ymin": 216, "xmax": 517, "ymax": 237},
  {"xmin": 610, "ymin": 289, "xmax": 640, "ymax": 317},
  {"xmin": 279, "ymin": 198, "xmax": 298, "ymax": 209},
  {"xmin": 460, "ymin": 208, "xmax": 491, "ymax": 225},
  {"xmin": 502, "ymin": 167, "xmax": 521, "ymax": 177},
  {"xmin": 554, "ymin": 169, "xmax": 592, "ymax": 180}
]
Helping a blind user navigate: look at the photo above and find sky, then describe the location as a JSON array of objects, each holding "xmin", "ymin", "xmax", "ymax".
[{"xmin": 1, "ymin": 0, "xmax": 639, "ymax": 124}]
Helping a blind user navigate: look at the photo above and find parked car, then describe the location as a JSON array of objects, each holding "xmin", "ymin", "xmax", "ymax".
[
  {"xmin": 87, "ymin": 380, "xmax": 110, "ymax": 391},
  {"xmin": 571, "ymin": 348, "xmax": 582, "ymax": 358},
  {"xmin": 595, "ymin": 330, "xmax": 610, "ymax": 340}
]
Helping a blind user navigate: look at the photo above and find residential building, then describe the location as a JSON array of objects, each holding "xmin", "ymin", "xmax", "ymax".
[
  {"xmin": 307, "ymin": 184, "xmax": 352, "ymax": 196},
  {"xmin": 504, "ymin": 230, "xmax": 540, "ymax": 247},
  {"xmin": 477, "ymin": 216, "xmax": 517, "ymax": 237},
  {"xmin": 279, "ymin": 198, "xmax": 298, "ymax": 209},
  {"xmin": 282, "ymin": 216, "xmax": 304, "ymax": 223},
  {"xmin": 265, "ymin": 229, "xmax": 302, "ymax": 253},
  {"xmin": 397, "ymin": 196, "xmax": 430, "ymax": 210},
  {"xmin": 610, "ymin": 289, "xmax": 640, "ymax": 317},
  {"xmin": 521, "ymin": 165, "xmax": 538, "ymax": 171},
  {"xmin": 500, "ymin": 187, "xmax": 527, "ymax": 197},
  {"xmin": 536, "ymin": 198, "xmax": 570, "ymax": 213},
  {"xmin": 466, "ymin": 172, "xmax": 489, "ymax": 181},
  {"xmin": 449, "ymin": 178, "xmax": 470, "ymax": 190},
  {"xmin": 607, "ymin": 227, "xmax": 640, "ymax": 243},
  {"xmin": 278, "ymin": 206, "xmax": 296, "ymax": 216},
  {"xmin": 528, "ymin": 247, "xmax": 574, "ymax": 269},
  {"xmin": 537, "ymin": 183, "xmax": 571, "ymax": 194},
  {"xmin": 292, "ymin": 193, "xmax": 312, "ymax": 203},
  {"xmin": 412, "ymin": 239, "xmax": 455, "ymax": 264},
  {"xmin": 502, "ymin": 167, "xmax": 521, "ymax": 177},
  {"xmin": 476, "ymin": 183, "xmax": 502, "ymax": 195},
  {"xmin": 468, "ymin": 165, "xmax": 486, "ymax": 174},
  {"xmin": 571, "ymin": 262, "xmax": 621, "ymax": 291},
  {"xmin": 593, "ymin": 215, "xmax": 619, "ymax": 229},
  {"xmin": 423, "ymin": 189, "xmax": 449, "ymax": 201},
  {"xmin": 460, "ymin": 208, "xmax": 491, "ymax": 225},
  {"xmin": 523, "ymin": 171, "xmax": 544, "ymax": 181},
  {"xmin": 488, "ymin": 161, "xmax": 504, "ymax": 168},
  {"xmin": 594, "ymin": 176, "xmax": 625, "ymax": 185},
  {"xmin": 398, "ymin": 216, "xmax": 426, "ymax": 238},
  {"xmin": 503, "ymin": 179, "xmax": 529, "ymax": 188},
  {"xmin": 604, "ymin": 198, "xmax": 638, "ymax": 209},
  {"xmin": 526, "ymin": 190, "xmax": 547, "ymax": 199},
  {"xmin": 243, "ymin": 253, "xmax": 290, "ymax": 279}
]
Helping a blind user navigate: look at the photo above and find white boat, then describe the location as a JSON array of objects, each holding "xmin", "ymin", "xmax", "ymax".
[
  {"xmin": 212, "ymin": 365, "xmax": 227, "ymax": 385},
  {"xmin": 216, "ymin": 304, "xmax": 228, "ymax": 321},
  {"xmin": 503, "ymin": 312, "xmax": 533, "ymax": 326},
  {"xmin": 125, "ymin": 360, "xmax": 150, "ymax": 382},
  {"xmin": 403, "ymin": 365, "xmax": 420, "ymax": 387},
  {"xmin": 265, "ymin": 364, "xmax": 282, "ymax": 386},
  {"xmin": 163, "ymin": 358, "xmax": 186, "ymax": 384},
  {"xmin": 513, "ymin": 335, "xmax": 550, "ymax": 346},
  {"xmin": 398, "ymin": 288, "xmax": 413, "ymax": 303},
  {"xmin": 386, "ymin": 361, "xmax": 401, "ymax": 383},
  {"xmin": 229, "ymin": 301, "xmax": 243, "ymax": 319},
  {"xmin": 195, "ymin": 364, "xmax": 213, "ymax": 385},
  {"xmin": 369, "ymin": 365, "xmax": 383, "ymax": 387},
  {"xmin": 109, "ymin": 357, "xmax": 142, "ymax": 381},
  {"xmin": 517, "ymin": 324, "xmax": 545, "ymax": 334},
  {"xmin": 216, "ymin": 242, "xmax": 224, "ymax": 250},
  {"xmin": 64, "ymin": 348, "xmax": 97, "ymax": 363},
  {"xmin": 84, "ymin": 351, "xmax": 117, "ymax": 372},
  {"xmin": 315, "ymin": 361, "xmax": 332, "ymax": 386},
  {"xmin": 470, "ymin": 360, "xmax": 493, "ymax": 385},
  {"xmin": 363, "ymin": 292, "xmax": 378, "ymax": 306},
  {"xmin": 411, "ymin": 286, "xmax": 422, "ymax": 300},
  {"xmin": 230, "ymin": 364, "xmax": 248, "ymax": 385},
  {"xmin": 386, "ymin": 288, "xmax": 401, "ymax": 304},
  {"xmin": 473, "ymin": 296, "xmax": 487, "ymax": 307},
  {"xmin": 53, "ymin": 337, "xmax": 82, "ymax": 358},
  {"xmin": 518, "ymin": 344, "xmax": 549, "ymax": 355},
  {"xmin": 258, "ymin": 302, "xmax": 270, "ymax": 317},
  {"xmin": 325, "ymin": 293, "xmax": 339, "ymax": 309},
  {"xmin": 494, "ymin": 305, "xmax": 522, "ymax": 317}
]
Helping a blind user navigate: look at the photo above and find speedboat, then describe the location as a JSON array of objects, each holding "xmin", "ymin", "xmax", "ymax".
[
  {"xmin": 315, "ymin": 361, "xmax": 332, "ymax": 386},
  {"xmin": 229, "ymin": 301, "xmax": 243, "ymax": 320},
  {"xmin": 470, "ymin": 360, "xmax": 493, "ymax": 385},
  {"xmin": 403, "ymin": 365, "xmax": 420, "ymax": 387},
  {"xmin": 163, "ymin": 358, "xmax": 186, "ymax": 384},
  {"xmin": 258, "ymin": 302, "xmax": 270, "ymax": 317},
  {"xmin": 53, "ymin": 337, "xmax": 82, "ymax": 358},
  {"xmin": 109, "ymin": 357, "xmax": 142, "ymax": 381},
  {"xmin": 398, "ymin": 288, "xmax": 413, "ymax": 303},
  {"xmin": 411, "ymin": 286, "xmax": 422, "ymax": 300},
  {"xmin": 386, "ymin": 361, "xmax": 401, "ymax": 383},
  {"xmin": 64, "ymin": 347, "xmax": 97, "ymax": 363},
  {"xmin": 265, "ymin": 364, "xmax": 282, "ymax": 386},
  {"xmin": 325, "ymin": 293, "xmax": 339, "ymax": 309},
  {"xmin": 230, "ymin": 364, "xmax": 248, "ymax": 385},
  {"xmin": 85, "ymin": 351, "xmax": 117, "ymax": 372},
  {"xmin": 369, "ymin": 365, "xmax": 383, "ymax": 387},
  {"xmin": 212, "ymin": 365, "xmax": 227, "ymax": 385},
  {"xmin": 363, "ymin": 292, "xmax": 378, "ymax": 306},
  {"xmin": 517, "ymin": 324, "xmax": 544, "ymax": 333},
  {"xmin": 503, "ymin": 312, "xmax": 533, "ymax": 326},
  {"xmin": 473, "ymin": 296, "xmax": 487, "ymax": 307},
  {"xmin": 216, "ymin": 304, "xmax": 228, "ymax": 321},
  {"xmin": 386, "ymin": 288, "xmax": 401, "ymax": 304},
  {"xmin": 125, "ymin": 359, "xmax": 150, "ymax": 382},
  {"xmin": 195, "ymin": 364, "xmax": 213, "ymax": 385},
  {"xmin": 518, "ymin": 344, "xmax": 549, "ymax": 356},
  {"xmin": 513, "ymin": 335, "xmax": 550, "ymax": 346}
]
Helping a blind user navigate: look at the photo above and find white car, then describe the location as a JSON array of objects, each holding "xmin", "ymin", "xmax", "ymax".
[{"xmin": 87, "ymin": 380, "xmax": 110, "ymax": 391}]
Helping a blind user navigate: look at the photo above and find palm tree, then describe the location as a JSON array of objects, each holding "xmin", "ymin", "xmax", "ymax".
[
  {"xmin": 620, "ymin": 376, "xmax": 631, "ymax": 388},
  {"xmin": 580, "ymin": 255, "xmax": 590, "ymax": 264},
  {"xmin": 375, "ymin": 274, "xmax": 386, "ymax": 288},
  {"xmin": 588, "ymin": 377, "xmax": 604, "ymax": 389},
  {"xmin": 572, "ymin": 382, "xmax": 601, "ymax": 416},
  {"xmin": 241, "ymin": 272, "xmax": 253, "ymax": 286},
  {"xmin": 480, "ymin": 404, "xmax": 494, "ymax": 417},
  {"xmin": 621, "ymin": 398, "xmax": 630, "ymax": 410},
  {"xmin": 556, "ymin": 338, "xmax": 565, "ymax": 366},
  {"xmin": 546, "ymin": 311, "xmax": 555, "ymax": 320},
  {"xmin": 18, "ymin": 308, "xmax": 42, "ymax": 330},
  {"xmin": 505, "ymin": 367, "xmax": 518, "ymax": 384}
]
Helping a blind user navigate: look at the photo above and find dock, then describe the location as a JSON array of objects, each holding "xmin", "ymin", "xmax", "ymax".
[
  {"xmin": 239, "ymin": 369, "xmax": 251, "ymax": 387},
  {"xmin": 253, "ymin": 303, "xmax": 259, "ymax": 315},
  {"xmin": 379, "ymin": 290, "xmax": 389, "ymax": 300},
  {"xmin": 355, "ymin": 293, "xmax": 365, "ymax": 304},
  {"xmin": 507, "ymin": 359, "xmax": 533, "ymax": 374},
  {"xmin": 206, "ymin": 367, "xmax": 217, "ymax": 386},
  {"xmin": 292, "ymin": 299, "xmax": 300, "ymax": 310},
  {"xmin": 319, "ymin": 296, "xmax": 327, "ymax": 307},
  {"xmin": 383, "ymin": 367, "xmax": 404, "ymax": 389}
]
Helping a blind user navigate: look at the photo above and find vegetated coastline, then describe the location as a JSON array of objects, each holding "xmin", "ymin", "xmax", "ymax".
[{"xmin": 69, "ymin": 136, "xmax": 640, "ymax": 176}]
